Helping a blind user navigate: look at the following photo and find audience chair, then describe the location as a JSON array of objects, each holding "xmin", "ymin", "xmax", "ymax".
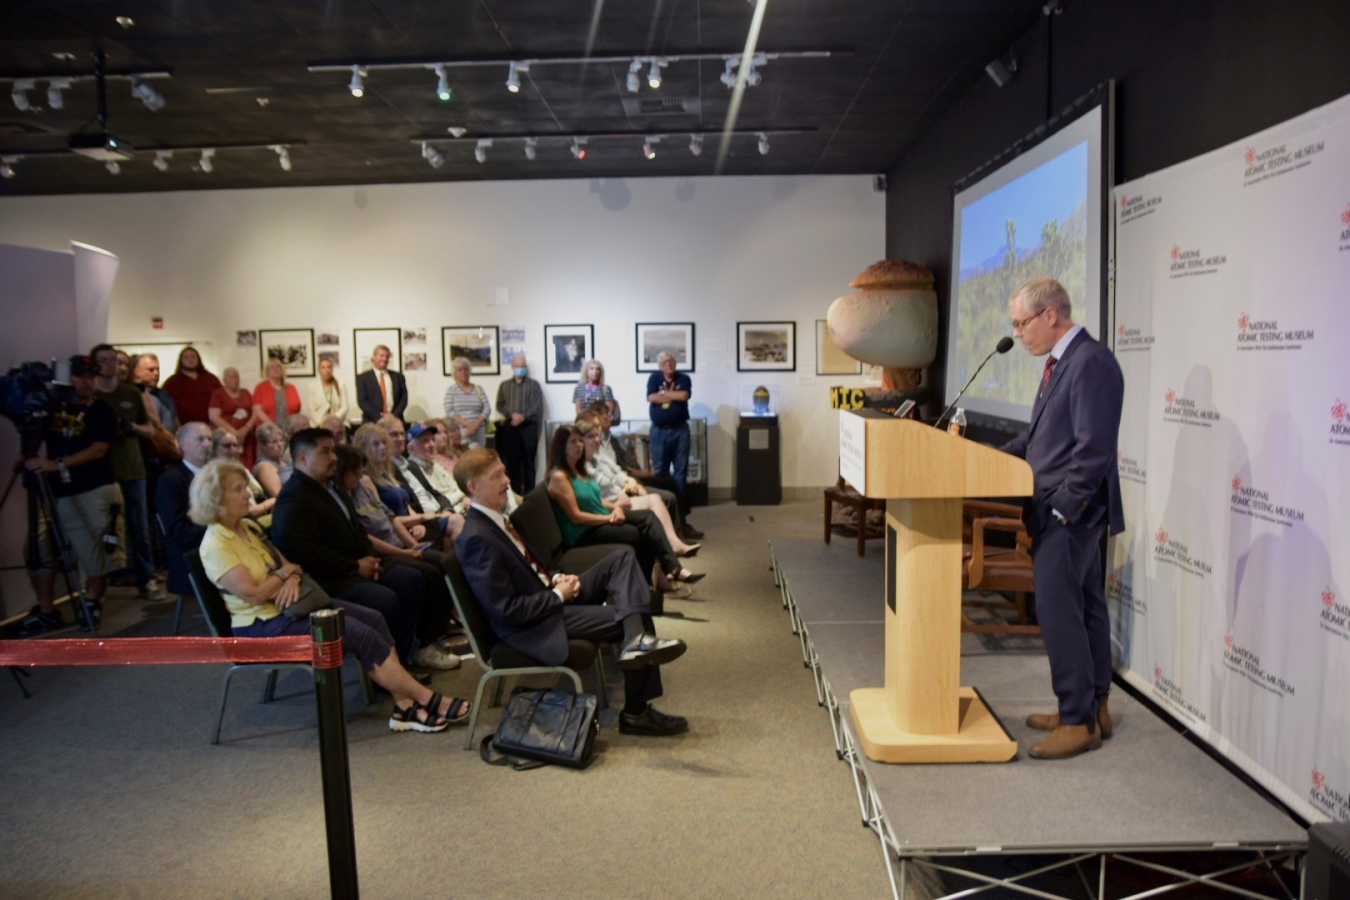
[
  {"xmin": 960, "ymin": 500, "xmax": 1040, "ymax": 635},
  {"xmin": 185, "ymin": 549, "xmax": 375, "ymax": 745},
  {"xmin": 153, "ymin": 513, "xmax": 191, "ymax": 635},
  {"xmin": 511, "ymin": 484, "xmax": 634, "ymax": 574},
  {"xmin": 441, "ymin": 550, "xmax": 606, "ymax": 750},
  {"xmin": 823, "ymin": 475, "xmax": 886, "ymax": 557}
]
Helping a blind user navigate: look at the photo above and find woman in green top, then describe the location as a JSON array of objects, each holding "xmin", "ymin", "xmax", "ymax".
[{"xmin": 547, "ymin": 425, "xmax": 703, "ymax": 591}]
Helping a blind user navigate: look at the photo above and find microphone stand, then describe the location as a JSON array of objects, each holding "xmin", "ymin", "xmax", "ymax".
[{"xmin": 934, "ymin": 339, "xmax": 1013, "ymax": 430}]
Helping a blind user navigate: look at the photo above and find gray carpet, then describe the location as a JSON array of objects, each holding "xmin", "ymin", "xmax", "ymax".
[{"xmin": 0, "ymin": 501, "xmax": 897, "ymax": 900}]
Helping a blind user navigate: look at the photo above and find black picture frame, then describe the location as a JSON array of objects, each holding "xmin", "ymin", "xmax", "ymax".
[
  {"xmin": 259, "ymin": 328, "xmax": 316, "ymax": 378},
  {"xmin": 544, "ymin": 324, "xmax": 594, "ymax": 383},
  {"xmin": 737, "ymin": 321, "xmax": 796, "ymax": 372},
  {"xmin": 635, "ymin": 322, "xmax": 696, "ymax": 373}
]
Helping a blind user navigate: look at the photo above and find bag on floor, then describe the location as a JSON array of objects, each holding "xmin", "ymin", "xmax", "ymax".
[{"xmin": 479, "ymin": 687, "xmax": 599, "ymax": 770}]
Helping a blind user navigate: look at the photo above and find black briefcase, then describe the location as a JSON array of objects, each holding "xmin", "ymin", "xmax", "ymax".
[{"xmin": 480, "ymin": 688, "xmax": 599, "ymax": 770}]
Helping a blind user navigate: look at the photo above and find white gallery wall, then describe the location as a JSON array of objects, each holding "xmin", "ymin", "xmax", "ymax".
[{"xmin": 0, "ymin": 174, "xmax": 881, "ymax": 493}]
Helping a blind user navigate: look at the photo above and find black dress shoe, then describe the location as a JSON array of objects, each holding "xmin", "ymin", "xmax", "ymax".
[
  {"xmin": 675, "ymin": 572, "xmax": 705, "ymax": 585},
  {"xmin": 679, "ymin": 524, "xmax": 704, "ymax": 540},
  {"xmin": 618, "ymin": 634, "xmax": 687, "ymax": 669},
  {"xmin": 619, "ymin": 705, "xmax": 689, "ymax": 736}
]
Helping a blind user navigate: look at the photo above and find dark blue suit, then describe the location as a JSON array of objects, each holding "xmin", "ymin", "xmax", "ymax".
[
  {"xmin": 154, "ymin": 462, "xmax": 204, "ymax": 598},
  {"xmin": 456, "ymin": 507, "xmax": 662, "ymax": 706},
  {"xmin": 1002, "ymin": 329, "xmax": 1124, "ymax": 727},
  {"xmin": 356, "ymin": 368, "xmax": 408, "ymax": 424}
]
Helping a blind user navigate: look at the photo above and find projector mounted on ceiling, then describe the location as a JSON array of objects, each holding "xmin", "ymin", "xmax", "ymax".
[{"xmin": 68, "ymin": 133, "xmax": 135, "ymax": 161}]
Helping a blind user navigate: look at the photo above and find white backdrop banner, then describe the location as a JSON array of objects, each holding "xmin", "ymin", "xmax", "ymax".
[{"xmin": 1111, "ymin": 92, "xmax": 1350, "ymax": 824}]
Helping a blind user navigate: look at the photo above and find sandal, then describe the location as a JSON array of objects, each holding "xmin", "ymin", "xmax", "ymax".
[
  {"xmin": 389, "ymin": 702, "xmax": 449, "ymax": 734},
  {"xmin": 426, "ymin": 691, "xmax": 472, "ymax": 724}
]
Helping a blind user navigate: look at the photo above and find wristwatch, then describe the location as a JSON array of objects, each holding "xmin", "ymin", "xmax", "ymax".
[{"xmin": 56, "ymin": 457, "xmax": 70, "ymax": 483}]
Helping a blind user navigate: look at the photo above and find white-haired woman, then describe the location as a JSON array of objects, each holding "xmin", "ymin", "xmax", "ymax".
[
  {"xmin": 442, "ymin": 357, "xmax": 492, "ymax": 448},
  {"xmin": 253, "ymin": 421, "xmax": 291, "ymax": 498},
  {"xmin": 190, "ymin": 459, "xmax": 469, "ymax": 732},
  {"xmin": 573, "ymin": 359, "xmax": 615, "ymax": 417}
]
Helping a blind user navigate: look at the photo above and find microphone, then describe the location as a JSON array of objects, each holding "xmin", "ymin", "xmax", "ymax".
[{"xmin": 934, "ymin": 336, "xmax": 1015, "ymax": 430}]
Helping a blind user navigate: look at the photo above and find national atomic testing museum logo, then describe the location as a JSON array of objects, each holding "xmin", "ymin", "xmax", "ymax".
[
  {"xmin": 1242, "ymin": 139, "xmax": 1325, "ymax": 187},
  {"xmin": 1163, "ymin": 389, "xmax": 1220, "ymax": 428},
  {"xmin": 1235, "ymin": 311, "xmax": 1314, "ymax": 352}
]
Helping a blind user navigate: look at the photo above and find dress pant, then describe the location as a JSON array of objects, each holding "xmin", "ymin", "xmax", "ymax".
[
  {"xmin": 382, "ymin": 552, "xmax": 456, "ymax": 642},
  {"xmin": 118, "ymin": 477, "xmax": 156, "ymax": 588},
  {"xmin": 558, "ymin": 551, "xmax": 663, "ymax": 708},
  {"xmin": 638, "ymin": 474, "xmax": 689, "ymax": 517},
  {"xmin": 1030, "ymin": 515, "xmax": 1112, "ymax": 726},
  {"xmin": 574, "ymin": 509, "xmax": 679, "ymax": 581},
  {"xmin": 495, "ymin": 419, "xmax": 540, "ymax": 495},
  {"xmin": 333, "ymin": 565, "xmax": 424, "ymax": 664}
]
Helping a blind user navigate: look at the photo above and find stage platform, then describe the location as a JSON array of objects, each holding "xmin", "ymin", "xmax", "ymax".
[{"xmin": 768, "ymin": 537, "xmax": 1308, "ymax": 899}]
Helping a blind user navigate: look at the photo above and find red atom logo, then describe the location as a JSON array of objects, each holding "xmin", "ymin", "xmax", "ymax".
[
  {"xmin": 1237, "ymin": 312, "xmax": 1249, "ymax": 331},
  {"xmin": 1155, "ymin": 528, "xmax": 1169, "ymax": 546},
  {"xmin": 1325, "ymin": 589, "xmax": 1337, "ymax": 611},
  {"xmin": 1154, "ymin": 666, "xmax": 1163, "ymax": 680},
  {"xmin": 1224, "ymin": 633, "xmax": 1234, "ymax": 649},
  {"xmin": 1313, "ymin": 770, "xmax": 1326, "ymax": 792},
  {"xmin": 1165, "ymin": 389, "xmax": 1176, "ymax": 405},
  {"xmin": 1341, "ymin": 203, "xmax": 1350, "ymax": 227},
  {"xmin": 1333, "ymin": 399, "xmax": 1347, "ymax": 423},
  {"xmin": 1231, "ymin": 476, "xmax": 1242, "ymax": 493},
  {"xmin": 1118, "ymin": 322, "xmax": 1127, "ymax": 337},
  {"xmin": 1244, "ymin": 147, "xmax": 1256, "ymax": 165},
  {"xmin": 1170, "ymin": 244, "xmax": 1180, "ymax": 261},
  {"xmin": 1121, "ymin": 195, "xmax": 1128, "ymax": 209}
]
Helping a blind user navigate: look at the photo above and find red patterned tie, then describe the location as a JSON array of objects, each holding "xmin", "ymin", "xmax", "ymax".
[
  {"xmin": 503, "ymin": 519, "xmax": 551, "ymax": 587},
  {"xmin": 1040, "ymin": 355, "xmax": 1058, "ymax": 392}
]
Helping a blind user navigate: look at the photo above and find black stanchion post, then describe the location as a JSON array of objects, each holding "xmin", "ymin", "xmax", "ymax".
[{"xmin": 310, "ymin": 608, "xmax": 359, "ymax": 900}]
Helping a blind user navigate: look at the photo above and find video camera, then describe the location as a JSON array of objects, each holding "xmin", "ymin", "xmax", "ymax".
[{"xmin": 0, "ymin": 359, "xmax": 78, "ymax": 457}]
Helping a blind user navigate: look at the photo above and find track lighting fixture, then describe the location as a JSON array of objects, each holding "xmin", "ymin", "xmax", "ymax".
[
  {"xmin": 523, "ymin": 137, "xmax": 538, "ymax": 161},
  {"xmin": 474, "ymin": 138, "xmax": 493, "ymax": 163},
  {"xmin": 689, "ymin": 134, "xmax": 703, "ymax": 157},
  {"xmin": 570, "ymin": 137, "xmax": 588, "ymax": 160},
  {"xmin": 130, "ymin": 76, "xmax": 165, "ymax": 111},
  {"xmin": 11, "ymin": 79, "xmax": 34, "ymax": 111},
  {"xmin": 505, "ymin": 62, "xmax": 521, "ymax": 93},
  {"xmin": 720, "ymin": 54, "xmax": 765, "ymax": 89},
  {"xmin": 719, "ymin": 58, "xmax": 738, "ymax": 89},
  {"xmin": 105, "ymin": 160, "xmax": 121, "ymax": 175},
  {"xmin": 421, "ymin": 141, "xmax": 445, "ymax": 169},
  {"xmin": 642, "ymin": 136, "xmax": 659, "ymax": 160},
  {"xmin": 46, "ymin": 78, "xmax": 70, "ymax": 110},
  {"xmin": 447, "ymin": 126, "xmax": 467, "ymax": 137},
  {"xmin": 153, "ymin": 149, "xmax": 173, "ymax": 172},
  {"xmin": 348, "ymin": 65, "xmax": 364, "ymax": 98},
  {"xmin": 985, "ymin": 56, "xmax": 1018, "ymax": 88},
  {"xmin": 627, "ymin": 59, "xmax": 642, "ymax": 94},
  {"xmin": 199, "ymin": 148, "xmax": 215, "ymax": 173},
  {"xmin": 271, "ymin": 144, "xmax": 292, "ymax": 171},
  {"xmin": 0, "ymin": 156, "xmax": 17, "ymax": 179},
  {"xmin": 434, "ymin": 64, "xmax": 452, "ymax": 101},
  {"xmin": 757, "ymin": 132, "xmax": 770, "ymax": 155},
  {"xmin": 648, "ymin": 58, "xmax": 664, "ymax": 89}
]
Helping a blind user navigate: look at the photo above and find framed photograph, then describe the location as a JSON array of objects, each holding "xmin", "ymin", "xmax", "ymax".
[
  {"xmin": 353, "ymin": 327, "xmax": 402, "ymax": 374},
  {"xmin": 544, "ymin": 324, "xmax": 593, "ymax": 383},
  {"xmin": 635, "ymin": 322, "xmax": 695, "ymax": 373},
  {"xmin": 441, "ymin": 326, "xmax": 500, "ymax": 376},
  {"xmin": 259, "ymin": 328, "xmax": 315, "ymax": 378},
  {"xmin": 816, "ymin": 319, "xmax": 861, "ymax": 376},
  {"xmin": 737, "ymin": 321, "xmax": 796, "ymax": 372}
]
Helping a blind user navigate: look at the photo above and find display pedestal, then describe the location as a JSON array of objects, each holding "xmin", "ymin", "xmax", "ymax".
[{"xmin": 736, "ymin": 413, "xmax": 781, "ymax": 505}]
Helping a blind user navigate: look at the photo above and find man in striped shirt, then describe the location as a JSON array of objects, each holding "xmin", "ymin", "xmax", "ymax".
[{"xmin": 494, "ymin": 355, "xmax": 544, "ymax": 494}]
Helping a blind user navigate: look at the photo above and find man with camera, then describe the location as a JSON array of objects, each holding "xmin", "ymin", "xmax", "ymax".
[{"xmin": 19, "ymin": 355, "xmax": 120, "ymax": 635}]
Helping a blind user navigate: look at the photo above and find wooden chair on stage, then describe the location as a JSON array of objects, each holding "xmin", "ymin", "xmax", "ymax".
[
  {"xmin": 960, "ymin": 500, "xmax": 1040, "ymax": 635},
  {"xmin": 823, "ymin": 475, "xmax": 886, "ymax": 557}
]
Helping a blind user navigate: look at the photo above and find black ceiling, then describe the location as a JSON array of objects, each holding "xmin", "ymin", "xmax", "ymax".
[{"xmin": 0, "ymin": 0, "xmax": 1044, "ymax": 196}]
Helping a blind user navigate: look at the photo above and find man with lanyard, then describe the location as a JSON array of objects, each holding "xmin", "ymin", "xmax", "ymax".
[
  {"xmin": 20, "ymin": 356, "xmax": 121, "ymax": 634},
  {"xmin": 646, "ymin": 351, "xmax": 693, "ymax": 500}
]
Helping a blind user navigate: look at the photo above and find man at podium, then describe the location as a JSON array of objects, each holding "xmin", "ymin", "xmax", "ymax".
[{"xmin": 1001, "ymin": 278, "xmax": 1125, "ymax": 760}]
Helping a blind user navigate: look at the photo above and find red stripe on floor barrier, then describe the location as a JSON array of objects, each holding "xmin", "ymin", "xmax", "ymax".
[{"xmin": 0, "ymin": 637, "xmax": 312, "ymax": 667}]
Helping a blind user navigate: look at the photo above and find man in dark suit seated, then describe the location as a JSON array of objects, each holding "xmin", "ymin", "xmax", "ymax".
[
  {"xmin": 1000, "ymin": 278, "xmax": 1125, "ymax": 760},
  {"xmin": 356, "ymin": 345, "xmax": 408, "ymax": 424},
  {"xmin": 271, "ymin": 428, "xmax": 426, "ymax": 666},
  {"xmin": 154, "ymin": 421, "xmax": 214, "ymax": 603},
  {"xmin": 453, "ymin": 448, "xmax": 690, "ymax": 736}
]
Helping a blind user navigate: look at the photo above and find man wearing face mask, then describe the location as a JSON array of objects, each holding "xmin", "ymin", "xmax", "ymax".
[{"xmin": 494, "ymin": 354, "xmax": 544, "ymax": 495}]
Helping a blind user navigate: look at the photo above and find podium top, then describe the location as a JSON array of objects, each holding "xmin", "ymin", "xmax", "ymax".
[{"xmin": 839, "ymin": 410, "xmax": 1032, "ymax": 499}]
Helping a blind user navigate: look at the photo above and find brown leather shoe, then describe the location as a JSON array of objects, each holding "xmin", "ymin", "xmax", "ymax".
[
  {"xmin": 1025, "ymin": 697, "xmax": 1113, "ymax": 739},
  {"xmin": 1028, "ymin": 722, "xmax": 1102, "ymax": 760}
]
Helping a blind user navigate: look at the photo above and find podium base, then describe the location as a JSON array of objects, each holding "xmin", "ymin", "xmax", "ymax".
[{"xmin": 849, "ymin": 686, "xmax": 1019, "ymax": 764}]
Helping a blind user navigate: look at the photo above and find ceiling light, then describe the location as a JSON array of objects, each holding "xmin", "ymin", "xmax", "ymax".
[
  {"xmin": 719, "ymin": 58, "xmax": 738, "ymax": 89},
  {"xmin": 153, "ymin": 149, "xmax": 173, "ymax": 172},
  {"xmin": 648, "ymin": 58, "xmax": 663, "ymax": 89},
  {"xmin": 523, "ymin": 137, "xmax": 538, "ymax": 161},
  {"xmin": 434, "ymin": 64, "xmax": 452, "ymax": 101},
  {"xmin": 643, "ymin": 137, "xmax": 658, "ymax": 160},
  {"xmin": 130, "ymin": 76, "xmax": 165, "ymax": 111},
  {"xmin": 0, "ymin": 157, "xmax": 18, "ymax": 179},
  {"xmin": 348, "ymin": 65, "xmax": 364, "ymax": 98},
  {"xmin": 256, "ymin": 96, "xmax": 270, "ymax": 107},
  {"xmin": 199, "ymin": 148, "xmax": 215, "ymax": 173},
  {"xmin": 11, "ymin": 80, "xmax": 34, "ymax": 111},
  {"xmin": 421, "ymin": 141, "xmax": 445, "ymax": 169},
  {"xmin": 115, "ymin": 16, "xmax": 135, "ymax": 29},
  {"xmin": 474, "ymin": 138, "xmax": 493, "ymax": 163},
  {"xmin": 689, "ymin": 134, "xmax": 703, "ymax": 157},
  {"xmin": 757, "ymin": 132, "xmax": 770, "ymax": 155},
  {"xmin": 447, "ymin": 126, "xmax": 467, "ymax": 137},
  {"xmin": 570, "ymin": 138, "xmax": 587, "ymax": 160},
  {"xmin": 47, "ymin": 78, "xmax": 70, "ymax": 110},
  {"xmin": 505, "ymin": 62, "xmax": 520, "ymax": 93},
  {"xmin": 626, "ymin": 59, "xmax": 642, "ymax": 93},
  {"xmin": 271, "ymin": 144, "xmax": 292, "ymax": 171},
  {"xmin": 105, "ymin": 160, "xmax": 121, "ymax": 175}
]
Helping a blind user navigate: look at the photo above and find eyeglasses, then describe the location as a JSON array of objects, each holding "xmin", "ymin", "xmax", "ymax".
[
  {"xmin": 221, "ymin": 442, "xmax": 240, "ymax": 450},
  {"xmin": 1010, "ymin": 308, "xmax": 1049, "ymax": 332}
]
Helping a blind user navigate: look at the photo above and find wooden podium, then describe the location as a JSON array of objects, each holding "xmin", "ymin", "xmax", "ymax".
[{"xmin": 838, "ymin": 411, "xmax": 1032, "ymax": 763}]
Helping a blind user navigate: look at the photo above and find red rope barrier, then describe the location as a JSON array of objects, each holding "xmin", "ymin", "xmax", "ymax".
[{"xmin": 0, "ymin": 637, "xmax": 312, "ymax": 667}]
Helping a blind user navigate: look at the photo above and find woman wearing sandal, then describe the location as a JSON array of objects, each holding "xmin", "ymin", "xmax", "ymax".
[
  {"xmin": 547, "ymin": 426, "xmax": 703, "ymax": 593},
  {"xmin": 191, "ymin": 458, "xmax": 470, "ymax": 733}
]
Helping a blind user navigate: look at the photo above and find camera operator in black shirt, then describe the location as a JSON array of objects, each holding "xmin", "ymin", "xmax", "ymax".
[{"xmin": 19, "ymin": 355, "xmax": 121, "ymax": 635}]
